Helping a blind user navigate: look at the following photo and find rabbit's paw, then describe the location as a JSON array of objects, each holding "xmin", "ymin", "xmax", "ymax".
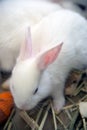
[{"xmin": 53, "ymin": 96, "xmax": 65, "ymax": 113}]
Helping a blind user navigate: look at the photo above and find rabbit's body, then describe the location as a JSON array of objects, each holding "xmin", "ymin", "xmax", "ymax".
[
  {"xmin": 39, "ymin": 0, "xmax": 87, "ymax": 18},
  {"xmin": 31, "ymin": 10, "xmax": 87, "ymax": 67},
  {"xmin": 0, "ymin": 0, "xmax": 87, "ymax": 72},
  {"xmin": 10, "ymin": 10, "xmax": 87, "ymax": 111},
  {"xmin": 0, "ymin": 0, "xmax": 61, "ymax": 71}
]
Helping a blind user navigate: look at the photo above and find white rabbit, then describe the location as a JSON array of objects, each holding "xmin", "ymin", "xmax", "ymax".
[
  {"xmin": 0, "ymin": 0, "xmax": 86, "ymax": 72},
  {"xmin": 0, "ymin": 0, "xmax": 61, "ymax": 72},
  {"xmin": 10, "ymin": 10, "xmax": 87, "ymax": 111}
]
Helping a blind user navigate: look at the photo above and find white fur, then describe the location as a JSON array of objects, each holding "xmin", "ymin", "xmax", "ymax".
[
  {"xmin": 0, "ymin": 0, "xmax": 61, "ymax": 71},
  {"xmin": 0, "ymin": 0, "xmax": 87, "ymax": 71},
  {"xmin": 36, "ymin": 0, "xmax": 87, "ymax": 18},
  {"xmin": 10, "ymin": 10, "xmax": 87, "ymax": 111}
]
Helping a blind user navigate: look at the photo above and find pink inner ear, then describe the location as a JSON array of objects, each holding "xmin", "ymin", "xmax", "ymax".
[
  {"xmin": 38, "ymin": 42, "xmax": 63, "ymax": 70},
  {"xmin": 43, "ymin": 47, "xmax": 59, "ymax": 65},
  {"xmin": 26, "ymin": 27, "xmax": 32, "ymax": 57},
  {"xmin": 18, "ymin": 27, "xmax": 33, "ymax": 61}
]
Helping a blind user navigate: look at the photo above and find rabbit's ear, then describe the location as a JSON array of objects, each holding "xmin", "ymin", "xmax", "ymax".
[
  {"xmin": 38, "ymin": 42, "xmax": 63, "ymax": 70},
  {"xmin": 18, "ymin": 27, "xmax": 32, "ymax": 61}
]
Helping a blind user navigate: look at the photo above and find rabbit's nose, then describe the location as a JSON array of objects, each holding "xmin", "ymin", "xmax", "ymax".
[
  {"xmin": 20, "ymin": 105, "xmax": 27, "ymax": 110},
  {"xmin": 19, "ymin": 103, "xmax": 29, "ymax": 110}
]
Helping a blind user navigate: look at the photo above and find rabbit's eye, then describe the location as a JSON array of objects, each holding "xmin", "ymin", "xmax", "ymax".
[{"xmin": 33, "ymin": 88, "xmax": 38, "ymax": 95}]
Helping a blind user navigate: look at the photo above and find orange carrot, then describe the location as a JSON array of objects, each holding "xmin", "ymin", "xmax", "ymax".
[{"xmin": 0, "ymin": 91, "xmax": 14, "ymax": 123}]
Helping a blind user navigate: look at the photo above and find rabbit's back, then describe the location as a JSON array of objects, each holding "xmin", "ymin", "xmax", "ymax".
[
  {"xmin": 31, "ymin": 10, "xmax": 87, "ymax": 70},
  {"xmin": 0, "ymin": 0, "xmax": 61, "ymax": 71}
]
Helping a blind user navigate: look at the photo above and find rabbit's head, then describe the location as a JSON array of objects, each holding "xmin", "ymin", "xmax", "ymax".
[{"xmin": 10, "ymin": 28, "xmax": 63, "ymax": 110}]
